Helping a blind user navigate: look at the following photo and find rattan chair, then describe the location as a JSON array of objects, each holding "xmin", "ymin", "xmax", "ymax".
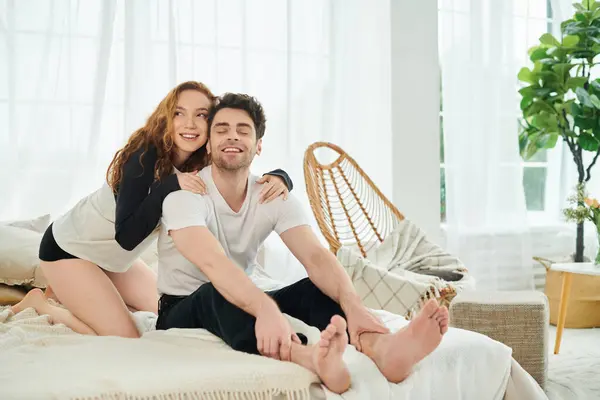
[
  {"xmin": 303, "ymin": 141, "xmax": 460, "ymax": 309},
  {"xmin": 303, "ymin": 141, "xmax": 404, "ymax": 257}
]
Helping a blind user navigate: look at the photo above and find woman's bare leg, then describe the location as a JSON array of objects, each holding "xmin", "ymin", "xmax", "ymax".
[
  {"xmin": 11, "ymin": 289, "xmax": 96, "ymax": 335},
  {"xmin": 104, "ymin": 259, "xmax": 159, "ymax": 314},
  {"xmin": 40, "ymin": 259, "xmax": 140, "ymax": 338}
]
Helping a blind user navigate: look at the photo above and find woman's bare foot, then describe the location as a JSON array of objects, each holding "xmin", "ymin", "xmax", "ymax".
[
  {"xmin": 11, "ymin": 288, "xmax": 47, "ymax": 314},
  {"xmin": 360, "ymin": 299, "xmax": 447, "ymax": 383},
  {"xmin": 44, "ymin": 285, "xmax": 59, "ymax": 303},
  {"xmin": 311, "ymin": 315, "xmax": 351, "ymax": 394}
]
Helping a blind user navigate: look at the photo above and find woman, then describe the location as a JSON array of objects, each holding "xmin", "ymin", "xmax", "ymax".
[{"xmin": 11, "ymin": 81, "xmax": 293, "ymax": 337}]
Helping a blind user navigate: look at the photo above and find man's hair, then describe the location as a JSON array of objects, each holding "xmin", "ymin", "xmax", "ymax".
[{"xmin": 208, "ymin": 93, "xmax": 267, "ymax": 140}]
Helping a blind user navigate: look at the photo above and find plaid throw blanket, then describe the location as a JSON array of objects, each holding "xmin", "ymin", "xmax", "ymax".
[{"xmin": 337, "ymin": 219, "xmax": 474, "ymax": 318}]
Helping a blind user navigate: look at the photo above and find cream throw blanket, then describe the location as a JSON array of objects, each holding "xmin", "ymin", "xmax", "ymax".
[
  {"xmin": 0, "ymin": 306, "xmax": 317, "ymax": 400},
  {"xmin": 337, "ymin": 219, "xmax": 475, "ymax": 318}
]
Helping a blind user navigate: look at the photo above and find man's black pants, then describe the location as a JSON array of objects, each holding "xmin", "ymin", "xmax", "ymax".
[{"xmin": 156, "ymin": 278, "xmax": 346, "ymax": 355}]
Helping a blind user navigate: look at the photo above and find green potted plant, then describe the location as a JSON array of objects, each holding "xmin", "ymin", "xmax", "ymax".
[
  {"xmin": 518, "ymin": 0, "xmax": 600, "ymax": 263},
  {"xmin": 519, "ymin": 0, "xmax": 600, "ymax": 329}
]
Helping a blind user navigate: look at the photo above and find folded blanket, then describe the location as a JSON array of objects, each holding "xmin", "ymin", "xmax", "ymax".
[{"xmin": 338, "ymin": 219, "xmax": 474, "ymax": 317}]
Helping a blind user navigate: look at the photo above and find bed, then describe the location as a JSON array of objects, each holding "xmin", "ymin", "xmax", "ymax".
[
  {"xmin": 0, "ymin": 217, "xmax": 547, "ymax": 399},
  {"xmin": 0, "ymin": 303, "xmax": 547, "ymax": 400}
]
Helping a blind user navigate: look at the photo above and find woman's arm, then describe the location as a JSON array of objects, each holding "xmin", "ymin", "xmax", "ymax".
[{"xmin": 114, "ymin": 145, "xmax": 180, "ymax": 251}]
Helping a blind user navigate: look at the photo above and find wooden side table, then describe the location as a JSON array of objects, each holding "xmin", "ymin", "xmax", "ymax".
[{"xmin": 550, "ymin": 262, "xmax": 600, "ymax": 354}]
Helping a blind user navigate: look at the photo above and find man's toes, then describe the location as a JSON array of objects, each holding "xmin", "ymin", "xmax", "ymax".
[
  {"xmin": 322, "ymin": 325, "xmax": 337, "ymax": 341},
  {"xmin": 421, "ymin": 299, "xmax": 439, "ymax": 318},
  {"xmin": 431, "ymin": 307, "xmax": 443, "ymax": 320},
  {"xmin": 439, "ymin": 306, "xmax": 449, "ymax": 318},
  {"xmin": 440, "ymin": 317, "xmax": 449, "ymax": 334},
  {"xmin": 330, "ymin": 315, "xmax": 347, "ymax": 331},
  {"xmin": 319, "ymin": 337, "xmax": 331, "ymax": 347}
]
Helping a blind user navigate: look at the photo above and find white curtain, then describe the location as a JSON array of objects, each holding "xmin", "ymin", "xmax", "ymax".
[
  {"xmin": 0, "ymin": 0, "xmax": 392, "ymax": 283},
  {"xmin": 440, "ymin": 0, "xmax": 535, "ymax": 290}
]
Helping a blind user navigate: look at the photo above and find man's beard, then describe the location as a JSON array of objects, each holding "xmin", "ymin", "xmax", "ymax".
[{"xmin": 212, "ymin": 151, "xmax": 254, "ymax": 171}]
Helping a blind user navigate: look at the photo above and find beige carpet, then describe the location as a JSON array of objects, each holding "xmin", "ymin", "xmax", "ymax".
[{"xmin": 546, "ymin": 326, "xmax": 600, "ymax": 400}]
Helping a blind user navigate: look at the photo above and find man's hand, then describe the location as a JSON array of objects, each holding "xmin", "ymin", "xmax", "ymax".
[
  {"xmin": 343, "ymin": 300, "xmax": 389, "ymax": 352},
  {"xmin": 255, "ymin": 299, "xmax": 301, "ymax": 361}
]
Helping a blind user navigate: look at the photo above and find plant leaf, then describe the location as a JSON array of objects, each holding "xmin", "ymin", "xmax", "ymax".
[
  {"xmin": 552, "ymin": 63, "xmax": 576, "ymax": 80},
  {"xmin": 533, "ymin": 113, "xmax": 559, "ymax": 131},
  {"xmin": 576, "ymin": 13, "xmax": 588, "ymax": 23},
  {"xmin": 575, "ymin": 115, "xmax": 597, "ymax": 129},
  {"xmin": 520, "ymin": 96, "xmax": 534, "ymax": 111},
  {"xmin": 518, "ymin": 67, "xmax": 536, "ymax": 84},
  {"xmin": 562, "ymin": 35, "xmax": 580, "ymax": 47},
  {"xmin": 576, "ymin": 87, "xmax": 594, "ymax": 107},
  {"xmin": 530, "ymin": 47, "xmax": 549, "ymax": 62},
  {"xmin": 537, "ymin": 132, "xmax": 559, "ymax": 149},
  {"xmin": 591, "ymin": 94, "xmax": 600, "ymax": 108},
  {"xmin": 567, "ymin": 77, "xmax": 588, "ymax": 91},
  {"xmin": 578, "ymin": 132, "xmax": 600, "ymax": 151},
  {"xmin": 525, "ymin": 138, "xmax": 541, "ymax": 160},
  {"xmin": 539, "ymin": 33, "xmax": 561, "ymax": 47},
  {"xmin": 572, "ymin": 102, "xmax": 583, "ymax": 117},
  {"xmin": 519, "ymin": 132, "xmax": 531, "ymax": 158}
]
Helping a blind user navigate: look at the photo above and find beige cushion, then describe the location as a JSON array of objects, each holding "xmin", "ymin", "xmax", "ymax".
[{"xmin": 0, "ymin": 225, "xmax": 46, "ymax": 288}]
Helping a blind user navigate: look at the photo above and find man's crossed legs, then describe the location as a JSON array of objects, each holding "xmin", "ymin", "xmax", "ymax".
[{"xmin": 156, "ymin": 278, "xmax": 449, "ymax": 394}]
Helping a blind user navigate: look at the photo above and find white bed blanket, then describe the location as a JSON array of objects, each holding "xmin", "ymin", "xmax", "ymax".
[{"xmin": 0, "ymin": 305, "xmax": 547, "ymax": 400}]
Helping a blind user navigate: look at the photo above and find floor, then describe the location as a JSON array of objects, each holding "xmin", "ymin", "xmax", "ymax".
[{"xmin": 546, "ymin": 325, "xmax": 600, "ymax": 400}]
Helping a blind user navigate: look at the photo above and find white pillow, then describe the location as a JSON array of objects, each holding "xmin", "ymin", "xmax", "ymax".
[
  {"xmin": 0, "ymin": 225, "xmax": 46, "ymax": 288},
  {"xmin": 0, "ymin": 214, "xmax": 51, "ymax": 234}
]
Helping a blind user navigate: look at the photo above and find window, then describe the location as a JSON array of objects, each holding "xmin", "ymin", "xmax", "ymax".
[{"xmin": 438, "ymin": 0, "xmax": 559, "ymax": 223}]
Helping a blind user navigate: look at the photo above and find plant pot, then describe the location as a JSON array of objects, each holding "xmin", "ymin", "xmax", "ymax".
[{"xmin": 536, "ymin": 257, "xmax": 600, "ymax": 328}]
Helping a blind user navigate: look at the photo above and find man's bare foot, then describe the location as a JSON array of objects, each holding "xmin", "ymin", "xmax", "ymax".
[
  {"xmin": 11, "ymin": 288, "xmax": 46, "ymax": 314},
  {"xmin": 361, "ymin": 299, "xmax": 447, "ymax": 383},
  {"xmin": 311, "ymin": 315, "xmax": 351, "ymax": 394}
]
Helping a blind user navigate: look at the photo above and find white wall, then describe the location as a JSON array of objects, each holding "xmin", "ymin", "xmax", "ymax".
[{"xmin": 390, "ymin": 1, "xmax": 441, "ymax": 242}]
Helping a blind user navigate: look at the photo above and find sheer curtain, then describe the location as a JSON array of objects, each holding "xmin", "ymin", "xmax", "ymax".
[
  {"xmin": 440, "ymin": 0, "xmax": 535, "ymax": 290},
  {"xmin": 0, "ymin": 0, "xmax": 392, "ymax": 283}
]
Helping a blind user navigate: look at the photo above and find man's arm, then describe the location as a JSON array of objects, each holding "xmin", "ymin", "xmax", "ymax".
[
  {"xmin": 170, "ymin": 226, "xmax": 277, "ymax": 317},
  {"xmin": 280, "ymin": 225, "xmax": 390, "ymax": 350},
  {"xmin": 279, "ymin": 226, "xmax": 362, "ymax": 313}
]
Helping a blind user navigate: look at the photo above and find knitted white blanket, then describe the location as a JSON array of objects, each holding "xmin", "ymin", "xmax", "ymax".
[
  {"xmin": 0, "ymin": 306, "xmax": 317, "ymax": 400},
  {"xmin": 338, "ymin": 219, "xmax": 475, "ymax": 318}
]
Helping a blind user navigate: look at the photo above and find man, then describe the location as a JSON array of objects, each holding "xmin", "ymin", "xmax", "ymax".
[{"xmin": 155, "ymin": 93, "xmax": 449, "ymax": 394}]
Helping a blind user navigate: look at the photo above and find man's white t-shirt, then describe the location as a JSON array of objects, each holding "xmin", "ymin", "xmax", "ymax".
[{"xmin": 157, "ymin": 165, "xmax": 310, "ymax": 296}]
